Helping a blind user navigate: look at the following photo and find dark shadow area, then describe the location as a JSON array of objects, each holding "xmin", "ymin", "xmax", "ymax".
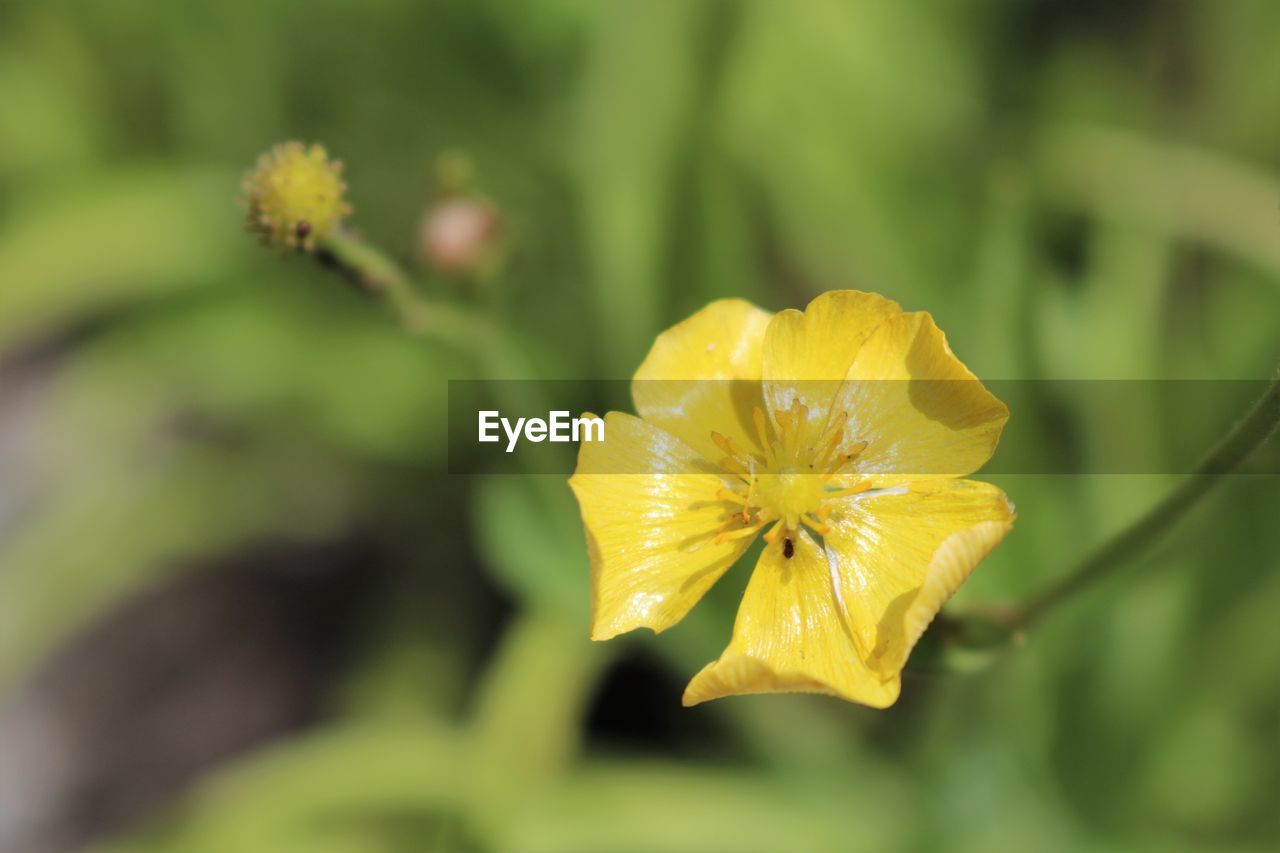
[{"xmin": 585, "ymin": 648, "xmax": 740, "ymax": 762}]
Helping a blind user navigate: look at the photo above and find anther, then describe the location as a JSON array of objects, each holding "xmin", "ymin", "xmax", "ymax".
[
  {"xmin": 714, "ymin": 523, "xmax": 763, "ymax": 545},
  {"xmin": 716, "ymin": 488, "xmax": 748, "ymax": 506},
  {"xmin": 710, "ymin": 431, "xmax": 739, "ymax": 459},
  {"xmin": 802, "ymin": 513, "xmax": 829, "ymax": 536},
  {"xmin": 752, "ymin": 407, "xmax": 771, "ymax": 456},
  {"xmin": 823, "ymin": 482, "xmax": 872, "ymax": 500}
]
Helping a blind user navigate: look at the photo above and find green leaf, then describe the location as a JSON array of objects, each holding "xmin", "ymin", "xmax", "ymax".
[
  {"xmin": 0, "ymin": 169, "xmax": 244, "ymax": 348},
  {"xmin": 472, "ymin": 475, "xmax": 589, "ymax": 619}
]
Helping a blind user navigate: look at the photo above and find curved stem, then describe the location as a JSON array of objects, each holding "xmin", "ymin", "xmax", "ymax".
[
  {"xmin": 1009, "ymin": 370, "xmax": 1280, "ymax": 630},
  {"xmin": 316, "ymin": 230, "xmax": 499, "ymax": 352},
  {"xmin": 313, "ymin": 230, "xmax": 565, "ymax": 501}
]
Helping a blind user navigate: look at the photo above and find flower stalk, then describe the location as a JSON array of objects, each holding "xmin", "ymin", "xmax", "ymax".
[
  {"xmin": 316, "ymin": 230, "xmax": 473, "ymax": 343},
  {"xmin": 1007, "ymin": 369, "xmax": 1280, "ymax": 631},
  {"xmin": 312, "ymin": 227, "xmax": 564, "ymax": 511},
  {"xmin": 313, "ymin": 230, "xmax": 536, "ymax": 385}
]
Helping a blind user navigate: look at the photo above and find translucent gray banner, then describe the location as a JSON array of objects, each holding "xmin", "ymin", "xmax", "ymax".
[{"xmin": 447, "ymin": 380, "xmax": 1280, "ymax": 476}]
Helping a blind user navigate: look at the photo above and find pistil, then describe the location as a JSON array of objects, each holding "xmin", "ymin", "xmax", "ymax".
[{"xmin": 711, "ymin": 398, "xmax": 871, "ymax": 549}]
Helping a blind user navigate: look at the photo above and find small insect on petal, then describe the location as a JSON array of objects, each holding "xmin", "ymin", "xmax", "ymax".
[{"xmin": 783, "ymin": 537, "xmax": 794, "ymax": 559}]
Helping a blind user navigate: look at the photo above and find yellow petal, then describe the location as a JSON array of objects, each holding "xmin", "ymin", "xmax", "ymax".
[
  {"xmin": 824, "ymin": 479, "xmax": 1015, "ymax": 678},
  {"xmin": 682, "ymin": 532, "xmax": 900, "ymax": 708},
  {"xmin": 835, "ymin": 311, "xmax": 1009, "ymax": 480},
  {"xmin": 632, "ymin": 299, "xmax": 774, "ymax": 463},
  {"xmin": 761, "ymin": 290, "xmax": 900, "ymax": 431},
  {"xmin": 569, "ymin": 412, "xmax": 755, "ymax": 641}
]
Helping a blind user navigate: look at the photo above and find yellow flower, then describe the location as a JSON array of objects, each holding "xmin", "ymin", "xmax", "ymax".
[
  {"xmin": 242, "ymin": 141, "xmax": 352, "ymax": 251},
  {"xmin": 568, "ymin": 291, "xmax": 1014, "ymax": 708}
]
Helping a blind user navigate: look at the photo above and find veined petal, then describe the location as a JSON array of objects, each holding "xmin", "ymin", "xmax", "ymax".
[
  {"xmin": 762, "ymin": 290, "xmax": 900, "ymax": 432},
  {"xmin": 824, "ymin": 479, "xmax": 1015, "ymax": 678},
  {"xmin": 569, "ymin": 412, "xmax": 755, "ymax": 641},
  {"xmin": 835, "ymin": 311, "xmax": 1009, "ymax": 480},
  {"xmin": 682, "ymin": 532, "xmax": 900, "ymax": 709},
  {"xmin": 632, "ymin": 299, "xmax": 773, "ymax": 463}
]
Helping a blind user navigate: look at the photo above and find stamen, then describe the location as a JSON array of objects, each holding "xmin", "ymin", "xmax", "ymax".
[
  {"xmin": 714, "ymin": 521, "xmax": 764, "ymax": 545},
  {"xmin": 710, "ymin": 431, "xmax": 741, "ymax": 460},
  {"xmin": 716, "ymin": 488, "xmax": 748, "ymax": 506},
  {"xmin": 778, "ymin": 400, "xmax": 803, "ymax": 460},
  {"xmin": 823, "ymin": 481, "xmax": 872, "ymax": 500},
  {"xmin": 752, "ymin": 406, "xmax": 771, "ymax": 459},
  {"xmin": 810, "ymin": 412, "xmax": 850, "ymax": 470},
  {"xmin": 826, "ymin": 441, "xmax": 868, "ymax": 475},
  {"xmin": 802, "ymin": 513, "xmax": 829, "ymax": 536},
  {"xmin": 711, "ymin": 430, "xmax": 766, "ymax": 469},
  {"xmin": 774, "ymin": 406, "xmax": 798, "ymax": 462},
  {"xmin": 741, "ymin": 471, "xmax": 756, "ymax": 523},
  {"xmin": 812, "ymin": 436, "xmax": 841, "ymax": 471},
  {"xmin": 792, "ymin": 401, "xmax": 811, "ymax": 462},
  {"xmin": 703, "ymin": 407, "xmax": 866, "ymax": 555},
  {"xmin": 718, "ymin": 456, "xmax": 748, "ymax": 476}
]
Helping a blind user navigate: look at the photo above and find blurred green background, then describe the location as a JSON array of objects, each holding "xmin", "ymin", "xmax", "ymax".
[{"xmin": 1, "ymin": 1, "xmax": 1279, "ymax": 851}]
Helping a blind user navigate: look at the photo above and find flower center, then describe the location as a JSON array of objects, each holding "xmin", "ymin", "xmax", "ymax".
[
  {"xmin": 755, "ymin": 467, "xmax": 824, "ymax": 529},
  {"xmin": 708, "ymin": 398, "xmax": 869, "ymax": 552}
]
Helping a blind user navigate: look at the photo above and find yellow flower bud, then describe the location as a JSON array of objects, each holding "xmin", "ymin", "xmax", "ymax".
[{"xmin": 242, "ymin": 141, "xmax": 352, "ymax": 251}]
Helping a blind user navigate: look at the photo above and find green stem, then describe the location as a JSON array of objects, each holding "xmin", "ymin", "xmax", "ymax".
[
  {"xmin": 314, "ymin": 230, "xmax": 567, "ymax": 502},
  {"xmin": 313, "ymin": 237, "xmax": 597, "ymax": 802},
  {"xmin": 317, "ymin": 230, "xmax": 498, "ymax": 351},
  {"xmin": 465, "ymin": 611, "xmax": 606, "ymax": 842},
  {"xmin": 1009, "ymin": 370, "xmax": 1280, "ymax": 630},
  {"xmin": 317, "ymin": 232, "xmax": 544, "ymax": 395},
  {"xmin": 317, "ymin": 231, "xmax": 551, "ymax": 394}
]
